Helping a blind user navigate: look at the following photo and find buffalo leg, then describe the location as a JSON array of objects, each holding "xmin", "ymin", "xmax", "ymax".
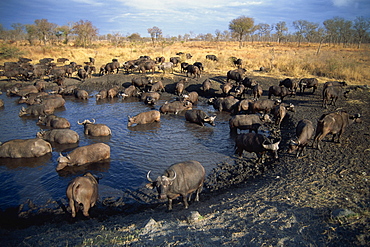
[
  {"xmin": 168, "ymin": 199, "xmax": 173, "ymax": 210},
  {"xmin": 182, "ymin": 194, "xmax": 189, "ymax": 209},
  {"xmin": 70, "ymin": 199, "xmax": 77, "ymax": 217},
  {"xmin": 82, "ymin": 201, "xmax": 90, "ymax": 217}
]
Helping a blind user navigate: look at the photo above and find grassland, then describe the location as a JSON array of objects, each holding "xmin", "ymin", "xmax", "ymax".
[{"xmin": 1, "ymin": 41, "xmax": 370, "ymax": 85}]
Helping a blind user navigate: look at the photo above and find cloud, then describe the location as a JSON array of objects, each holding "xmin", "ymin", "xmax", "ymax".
[{"xmin": 332, "ymin": 0, "xmax": 356, "ymax": 7}]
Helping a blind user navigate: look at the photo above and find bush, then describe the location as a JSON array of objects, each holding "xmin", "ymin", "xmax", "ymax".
[{"xmin": 0, "ymin": 44, "xmax": 25, "ymax": 59}]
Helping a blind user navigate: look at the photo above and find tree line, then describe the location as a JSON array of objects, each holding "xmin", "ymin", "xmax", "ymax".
[{"xmin": 0, "ymin": 16, "xmax": 369, "ymax": 49}]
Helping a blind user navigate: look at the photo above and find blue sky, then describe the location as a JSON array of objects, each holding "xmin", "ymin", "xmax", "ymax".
[{"xmin": 0, "ymin": 0, "xmax": 369, "ymax": 37}]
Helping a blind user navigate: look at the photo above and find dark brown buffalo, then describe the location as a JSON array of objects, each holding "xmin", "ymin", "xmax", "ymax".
[
  {"xmin": 288, "ymin": 119, "xmax": 315, "ymax": 157},
  {"xmin": 226, "ymin": 68, "xmax": 246, "ymax": 83},
  {"xmin": 78, "ymin": 119, "xmax": 112, "ymax": 136},
  {"xmin": 37, "ymin": 114, "xmax": 71, "ymax": 129},
  {"xmin": 127, "ymin": 110, "xmax": 161, "ymax": 127},
  {"xmin": 322, "ymin": 84, "xmax": 349, "ymax": 108},
  {"xmin": 19, "ymin": 104, "xmax": 54, "ymax": 117},
  {"xmin": 272, "ymin": 103, "xmax": 295, "ymax": 127},
  {"xmin": 107, "ymin": 86, "xmax": 120, "ymax": 98},
  {"xmin": 18, "ymin": 92, "xmax": 49, "ymax": 105},
  {"xmin": 175, "ymin": 80, "xmax": 186, "ymax": 95},
  {"xmin": 182, "ymin": 91, "xmax": 198, "ymax": 104},
  {"xmin": 140, "ymin": 91, "xmax": 161, "ymax": 105},
  {"xmin": 132, "ymin": 77, "xmax": 153, "ymax": 90},
  {"xmin": 200, "ymin": 79, "xmax": 211, "ymax": 93},
  {"xmin": 137, "ymin": 60, "xmax": 156, "ymax": 74},
  {"xmin": 241, "ymin": 77, "xmax": 258, "ymax": 89},
  {"xmin": 0, "ymin": 138, "xmax": 52, "ymax": 158},
  {"xmin": 323, "ymin": 81, "xmax": 347, "ymax": 92},
  {"xmin": 186, "ymin": 65, "xmax": 200, "ymax": 79},
  {"xmin": 57, "ymin": 143, "xmax": 110, "ymax": 171},
  {"xmin": 268, "ymin": 85, "xmax": 295, "ymax": 101},
  {"xmin": 7, "ymin": 85, "xmax": 39, "ymax": 97},
  {"xmin": 95, "ymin": 90, "xmax": 108, "ymax": 100},
  {"xmin": 193, "ymin": 62, "xmax": 204, "ymax": 72},
  {"xmin": 37, "ymin": 129, "xmax": 79, "ymax": 144},
  {"xmin": 74, "ymin": 89, "xmax": 89, "ymax": 100},
  {"xmin": 249, "ymin": 99, "xmax": 280, "ymax": 114},
  {"xmin": 66, "ymin": 172, "xmax": 99, "ymax": 217},
  {"xmin": 279, "ymin": 78, "xmax": 298, "ymax": 93},
  {"xmin": 146, "ymin": 160, "xmax": 205, "ymax": 210},
  {"xmin": 237, "ymin": 99, "xmax": 253, "ymax": 113},
  {"xmin": 159, "ymin": 100, "xmax": 192, "ymax": 114},
  {"xmin": 208, "ymin": 96, "xmax": 239, "ymax": 113},
  {"xmin": 180, "ymin": 62, "xmax": 189, "ymax": 73},
  {"xmin": 313, "ymin": 111, "xmax": 361, "ymax": 150},
  {"xmin": 221, "ymin": 82, "xmax": 233, "ymax": 96},
  {"xmin": 229, "ymin": 114, "xmax": 271, "ymax": 134},
  {"xmin": 234, "ymin": 133, "xmax": 280, "ymax": 163},
  {"xmin": 150, "ymin": 81, "xmax": 165, "ymax": 92},
  {"xmin": 169, "ymin": 57, "xmax": 181, "ymax": 67},
  {"xmin": 206, "ymin": 54, "xmax": 218, "ymax": 61},
  {"xmin": 121, "ymin": 85, "xmax": 139, "ymax": 98},
  {"xmin": 299, "ymin": 78, "xmax": 318, "ymax": 94},
  {"xmin": 185, "ymin": 109, "xmax": 216, "ymax": 126},
  {"xmin": 252, "ymin": 83, "xmax": 263, "ymax": 100},
  {"xmin": 40, "ymin": 95, "xmax": 65, "ymax": 109}
]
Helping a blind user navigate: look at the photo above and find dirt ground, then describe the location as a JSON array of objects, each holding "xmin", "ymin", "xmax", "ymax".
[{"xmin": 0, "ymin": 70, "xmax": 369, "ymax": 246}]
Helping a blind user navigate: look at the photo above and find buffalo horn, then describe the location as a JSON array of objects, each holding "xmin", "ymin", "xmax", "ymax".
[
  {"xmin": 354, "ymin": 113, "xmax": 361, "ymax": 118},
  {"xmin": 77, "ymin": 120, "xmax": 84, "ymax": 125},
  {"xmin": 168, "ymin": 170, "xmax": 177, "ymax": 181},
  {"xmin": 91, "ymin": 118, "xmax": 96, "ymax": 124},
  {"xmin": 146, "ymin": 171, "xmax": 154, "ymax": 182}
]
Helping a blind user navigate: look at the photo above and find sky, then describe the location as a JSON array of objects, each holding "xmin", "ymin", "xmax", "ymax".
[{"xmin": 0, "ymin": 0, "xmax": 369, "ymax": 37}]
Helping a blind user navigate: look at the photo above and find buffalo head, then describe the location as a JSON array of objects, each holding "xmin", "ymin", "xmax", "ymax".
[
  {"xmin": 262, "ymin": 138, "xmax": 281, "ymax": 160},
  {"xmin": 57, "ymin": 153, "xmax": 72, "ymax": 171},
  {"xmin": 146, "ymin": 170, "xmax": 177, "ymax": 200},
  {"xmin": 77, "ymin": 119, "xmax": 95, "ymax": 125}
]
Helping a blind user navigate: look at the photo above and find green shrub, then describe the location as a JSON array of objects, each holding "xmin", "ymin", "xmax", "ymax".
[{"xmin": 0, "ymin": 44, "xmax": 25, "ymax": 59}]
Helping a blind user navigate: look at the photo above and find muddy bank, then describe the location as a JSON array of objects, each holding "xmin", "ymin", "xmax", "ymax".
[{"xmin": 0, "ymin": 71, "xmax": 369, "ymax": 246}]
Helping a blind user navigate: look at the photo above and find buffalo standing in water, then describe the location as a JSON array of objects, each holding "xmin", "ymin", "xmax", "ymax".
[{"xmin": 146, "ymin": 160, "xmax": 205, "ymax": 210}]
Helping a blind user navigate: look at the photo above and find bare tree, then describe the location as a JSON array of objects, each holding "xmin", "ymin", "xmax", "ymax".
[
  {"xmin": 147, "ymin": 26, "xmax": 162, "ymax": 46},
  {"xmin": 324, "ymin": 17, "xmax": 352, "ymax": 47},
  {"xmin": 229, "ymin": 16, "xmax": 254, "ymax": 48},
  {"xmin": 56, "ymin": 24, "xmax": 73, "ymax": 44},
  {"xmin": 34, "ymin": 19, "xmax": 57, "ymax": 45},
  {"xmin": 255, "ymin": 23, "xmax": 271, "ymax": 42},
  {"xmin": 293, "ymin": 20, "xmax": 319, "ymax": 46},
  {"xmin": 353, "ymin": 16, "xmax": 370, "ymax": 49},
  {"xmin": 73, "ymin": 20, "xmax": 98, "ymax": 48},
  {"xmin": 275, "ymin": 21, "xmax": 288, "ymax": 43}
]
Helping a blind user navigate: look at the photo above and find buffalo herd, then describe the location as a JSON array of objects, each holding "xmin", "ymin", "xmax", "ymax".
[{"xmin": 0, "ymin": 53, "xmax": 362, "ymax": 217}]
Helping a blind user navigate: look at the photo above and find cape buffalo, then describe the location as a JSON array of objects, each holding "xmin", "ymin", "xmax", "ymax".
[
  {"xmin": 140, "ymin": 91, "xmax": 161, "ymax": 105},
  {"xmin": 227, "ymin": 68, "xmax": 246, "ymax": 83},
  {"xmin": 146, "ymin": 160, "xmax": 205, "ymax": 210},
  {"xmin": 299, "ymin": 78, "xmax": 318, "ymax": 94},
  {"xmin": 127, "ymin": 110, "xmax": 161, "ymax": 127},
  {"xmin": 229, "ymin": 114, "xmax": 271, "ymax": 134},
  {"xmin": 268, "ymin": 85, "xmax": 295, "ymax": 101},
  {"xmin": 186, "ymin": 65, "xmax": 200, "ymax": 79},
  {"xmin": 234, "ymin": 133, "xmax": 280, "ymax": 163},
  {"xmin": 37, "ymin": 129, "xmax": 79, "ymax": 144},
  {"xmin": 0, "ymin": 138, "xmax": 52, "ymax": 158},
  {"xmin": 185, "ymin": 109, "xmax": 216, "ymax": 126},
  {"xmin": 78, "ymin": 119, "xmax": 112, "ymax": 136},
  {"xmin": 288, "ymin": 119, "xmax": 315, "ymax": 157},
  {"xmin": 19, "ymin": 104, "xmax": 54, "ymax": 117},
  {"xmin": 159, "ymin": 101, "xmax": 192, "ymax": 114},
  {"xmin": 37, "ymin": 114, "xmax": 70, "ymax": 129},
  {"xmin": 313, "ymin": 111, "xmax": 361, "ymax": 150},
  {"xmin": 279, "ymin": 78, "xmax": 298, "ymax": 93},
  {"xmin": 66, "ymin": 172, "xmax": 99, "ymax": 217},
  {"xmin": 208, "ymin": 96, "xmax": 239, "ymax": 113},
  {"xmin": 57, "ymin": 143, "xmax": 110, "ymax": 171}
]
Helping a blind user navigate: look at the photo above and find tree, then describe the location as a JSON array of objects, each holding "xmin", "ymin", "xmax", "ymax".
[
  {"xmin": 324, "ymin": 17, "xmax": 352, "ymax": 47},
  {"xmin": 255, "ymin": 23, "xmax": 271, "ymax": 42},
  {"xmin": 275, "ymin": 21, "xmax": 288, "ymax": 43},
  {"xmin": 73, "ymin": 20, "xmax": 98, "ymax": 48},
  {"xmin": 293, "ymin": 20, "xmax": 319, "ymax": 46},
  {"xmin": 147, "ymin": 26, "xmax": 162, "ymax": 46},
  {"xmin": 56, "ymin": 24, "xmax": 73, "ymax": 44},
  {"xmin": 34, "ymin": 19, "xmax": 57, "ymax": 45},
  {"xmin": 127, "ymin": 33, "xmax": 141, "ymax": 42},
  {"xmin": 229, "ymin": 16, "xmax": 254, "ymax": 48},
  {"xmin": 353, "ymin": 16, "xmax": 370, "ymax": 49},
  {"xmin": 10, "ymin": 23, "xmax": 25, "ymax": 41},
  {"xmin": 25, "ymin": 24, "xmax": 38, "ymax": 45}
]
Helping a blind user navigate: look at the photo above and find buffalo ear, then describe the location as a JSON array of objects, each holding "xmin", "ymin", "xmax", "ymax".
[{"xmin": 146, "ymin": 182, "xmax": 155, "ymax": 189}]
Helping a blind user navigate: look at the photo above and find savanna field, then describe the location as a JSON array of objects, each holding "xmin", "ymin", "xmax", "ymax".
[{"xmin": 0, "ymin": 41, "xmax": 370, "ymax": 246}]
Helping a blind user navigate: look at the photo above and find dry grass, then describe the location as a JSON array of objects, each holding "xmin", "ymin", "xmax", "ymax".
[{"xmin": 2, "ymin": 41, "xmax": 370, "ymax": 85}]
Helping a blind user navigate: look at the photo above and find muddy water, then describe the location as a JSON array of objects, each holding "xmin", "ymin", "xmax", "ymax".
[{"xmin": 0, "ymin": 93, "xmax": 235, "ymax": 209}]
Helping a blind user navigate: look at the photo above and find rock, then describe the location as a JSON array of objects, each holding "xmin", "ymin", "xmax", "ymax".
[
  {"xmin": 187, "ymin": 211, "xmax": 202, "ymax": 223},
  {"xmin": 140, "ymin": 218, "xmax": 159, "ymax": 235}
]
